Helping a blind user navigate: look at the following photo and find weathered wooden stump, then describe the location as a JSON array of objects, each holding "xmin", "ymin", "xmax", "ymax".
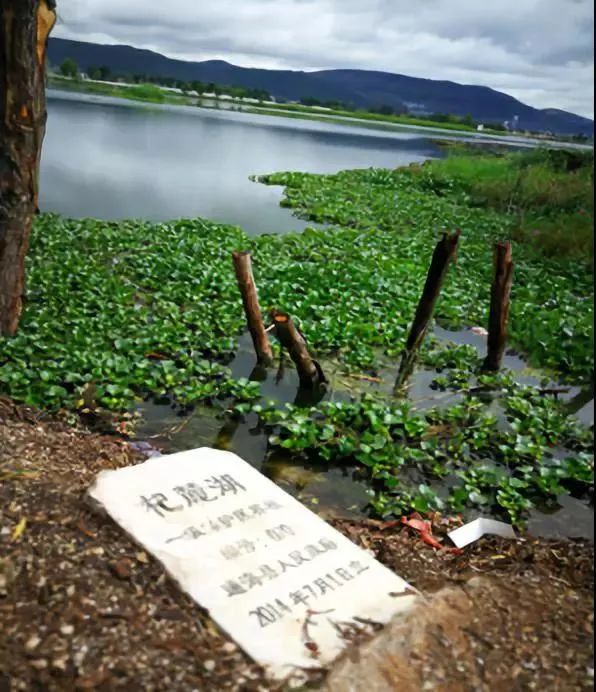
[
  {"xmin": 395, "ymin": 230, "xmax": 461, "ymax": 389},
  {"xmin": 0, "ymin": 0, "xmax": 56, "ymax": 335},
  {"xmin": 482, "ymin": 241, "xmax": 514, "ymax": 371},
  {"xmin": 232, "ymin": 251, "xmax": 273, "ymax": 366},
  {"xmin": 270, "ymin": 310, "xmax": 326, "ymax": 390}
]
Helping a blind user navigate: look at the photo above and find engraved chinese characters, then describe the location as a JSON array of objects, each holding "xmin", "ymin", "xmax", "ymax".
[{"xmin": 88, "ymin": 448, "xmax": 417, "ymax": 680}]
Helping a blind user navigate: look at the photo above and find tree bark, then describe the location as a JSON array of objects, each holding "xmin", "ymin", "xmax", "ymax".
[
  {"xmin": 395, "ymin": 230, "xmax": 460, "ymax": 388},
  {"xmin": 232, "ymin": 251, "xmax": 273, "ymax": 366},
  {"xmin": 0, "ymin": 0, "xmax": 56, "ymax": 336},
  {"xmin": 271, "ymin": 310, "xmax": 325, "ymax": 390},
  {"xmin": 482, "ymin": 241, "xmax": 514, "ymax": 371}
]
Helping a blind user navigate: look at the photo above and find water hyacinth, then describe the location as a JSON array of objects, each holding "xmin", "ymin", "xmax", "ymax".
[{"xmin": 0, "ymin": 150, "xmax": 592, "ymax": 523}]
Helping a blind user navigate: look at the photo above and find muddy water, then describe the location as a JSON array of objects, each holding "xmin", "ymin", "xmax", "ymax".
[
  {"xmin": 433, "ymin": 326, "xmax": 594, "ymax": 426},
  {"xmin": 135, "ymin": 333, "xmax": 374, "ymax": 519},
  {"xmin": 134, "ymin": 328, "xmax": 594, "ymax": 539}
]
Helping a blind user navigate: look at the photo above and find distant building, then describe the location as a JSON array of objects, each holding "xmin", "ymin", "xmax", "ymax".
[
  {"xmin": 477, "ymin": 124, "xmax": 484, "ymax": 132},
  {"xmin": 503, "ymin": 117, "xmax": 520, "ymax": 132},
  {"xmin": 404, "ymin": 102, "xmax": 430, "ymax": 114}
]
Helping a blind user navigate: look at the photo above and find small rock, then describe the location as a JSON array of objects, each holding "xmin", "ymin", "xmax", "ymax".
[
  {"xmin": 109, "ymin": 558, "xmax": 132, "ymax": 580},
  {"xmin": 66, "ymin": 584, "xmax": 76, "ymax": 597},
  {"xmin": 31, "ymin": 659, "xmax": 48, "ymax": 670},
  {"xmin": 73, "ymin": 645, "xmax": 88, "ymax": 668},
  {"xmin": 203, "ymin": 660, "xmax": 216, "ymax": 672},
  {"xmin": 222, "ymin": 642, "xmax": 237, "ymax": 654},
  {"xmin": 60, "ymin": 624, "xmax": 75, "ymax": 636},
  {"xmin": 25, "ymin": 635, "xmax": 41, "ymax": 652},
  {"xmin": 0, "ymin": 558, "xmax": 16, "ymax": 595},
  {"xmin": 52, "ymin": 656, "xmax": 69, "ymax": 672},
  {"xmin": 522, "ymin": 660, "xmax": 538, "ymax": 671}
]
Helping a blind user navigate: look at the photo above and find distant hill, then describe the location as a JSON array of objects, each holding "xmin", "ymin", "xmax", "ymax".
[{"xmin": 48, "ymin": 38, "xmax": 594, "ymax": 137}]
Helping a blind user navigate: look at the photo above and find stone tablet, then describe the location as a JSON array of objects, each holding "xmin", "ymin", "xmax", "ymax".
[{"xmin": 89, "ymin": 448, "xmax": 417, "ymax": 680}]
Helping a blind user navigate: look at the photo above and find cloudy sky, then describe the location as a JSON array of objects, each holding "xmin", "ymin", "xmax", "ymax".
[{"xmin": 54, "ymin": 0, "xmax": 594, "ymax": 118}]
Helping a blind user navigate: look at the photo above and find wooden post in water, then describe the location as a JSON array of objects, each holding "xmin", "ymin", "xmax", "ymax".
[
  {"xmin": 271, "ymin": 309, "xmax": 326, "ymax": 390},
  {"xmin": 232, "ymin": 251, "xmax": 273, "ymax": 366},
  {"xmin": 482, "ymin": 241, "xmax": 514, "ymax": 371},
  {"xmin": 395, "ymin": 230, "xmax": 461, "ymax": 389}
]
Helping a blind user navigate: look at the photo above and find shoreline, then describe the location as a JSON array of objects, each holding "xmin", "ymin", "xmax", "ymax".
[
  {"xmin": 1, "ymin": 395, "xmax": 592, "ymax": 689},
  {"xmin": 47, "ymin": 77, "xmax": 594, "ymax": 152}
]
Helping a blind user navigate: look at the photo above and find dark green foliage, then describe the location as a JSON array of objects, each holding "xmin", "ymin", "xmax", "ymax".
[
  {"xmin": 59, "ymin": 58, "xmax": 78, "ymax": 78},
  {"xmin": 406, "ymin": 148, "xmax": 594, "ymax": 261},
  {"xmin": 0, "ymin": 155, "xmax": 592, "ymax": 525},
  {"xmin": 252, "ymin": 383, "xmax": 592, "ymax": 523}
]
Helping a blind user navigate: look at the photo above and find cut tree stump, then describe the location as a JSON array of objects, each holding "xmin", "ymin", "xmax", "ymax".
[
  {"xmin": 232, "ymin": 251, "xmax": 273, "ymax": 366},
  {"xmin": 0, "ymin": 0, "xmax": 56, "ymax": 335},
  {"xmin": 271, "ymin": 310, "xmax": 326, "ymax": 390},
  {"xmin": 482, "ymin": 241, "xmax": 514, "ymax": 371},
  {"xmin": 395, "ymin": 230, "xmax": 460, "ymax": 389}
]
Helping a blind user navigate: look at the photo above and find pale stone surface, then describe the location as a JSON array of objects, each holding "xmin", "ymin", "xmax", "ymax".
[
  {"xmin": 88, "ymin": 447, "xmax": 417, "ymax": 681},
  {"xmin": 325, "ymin": 579, "xmax": 487, "ymax": 692}
]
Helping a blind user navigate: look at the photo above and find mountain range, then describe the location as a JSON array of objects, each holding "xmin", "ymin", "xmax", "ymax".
[{"xmin": 48, "ymin": 38, "xmax": 594, "ymax": 137}]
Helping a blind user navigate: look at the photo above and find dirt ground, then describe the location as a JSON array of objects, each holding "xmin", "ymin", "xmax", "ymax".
[{"xmin": 1, "ymin": 397, "xmax": 593, "ymax": 691}]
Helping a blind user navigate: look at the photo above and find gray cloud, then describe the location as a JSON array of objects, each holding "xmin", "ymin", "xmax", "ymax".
[{"xmin": 54, "ymin": 0, "xmax": 594, "ymax": 118}]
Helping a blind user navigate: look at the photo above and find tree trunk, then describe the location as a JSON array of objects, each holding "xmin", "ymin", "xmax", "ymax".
[
  {"xmin": 271, "ymin": 310, "xmax": 325, "ymax": 390},
  {"xmin": 482, "ymin": 242, "xmax": 514, "ymax": 371},
  {"xmin": 395, "ymin": 230, "xmax": 460, "ymax": 389},
  {"xmin": 232, "ymin": 251, "xmax": 273, "ymax": 366},
  {"xmin": 0, "ymin": 0, "xmax": 56, "ymax": 336}
]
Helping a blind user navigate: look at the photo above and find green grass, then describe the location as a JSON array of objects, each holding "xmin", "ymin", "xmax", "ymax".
[
  {"xmin": 126, "ymin": 83, "xmax": 167, "ymax": 103},
  {"xmin": 49, "ymin": 75, "xmax": 509, "ymax": 136},
  {"xmin": 242, "ymin": 106, "xmax": 424, "ymax": 134},
  {"xmin": 247, "ymin": 101, "xmax": 507, "ymax": 134},
  {"xmin": 0, "ymin": 152, "xmax": 592, "ymax": 524},
  {"xmin": 48, "ymin": 75, "xmax": 190, "ymax": 106},
  {"xmin": 405, "ymin": 148, "xmax": 594, "ymax": 262}
]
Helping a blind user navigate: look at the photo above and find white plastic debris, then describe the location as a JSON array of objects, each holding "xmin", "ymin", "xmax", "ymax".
[
  {"xmin": 471, "ymin": 326, "xmax": 489, "ymax": 336},
  {"xmin": 447, "ymin": 518, "xmax": 516, "ymax": 549}
]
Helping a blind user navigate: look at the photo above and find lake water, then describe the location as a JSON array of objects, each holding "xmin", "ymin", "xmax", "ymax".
[
  {"xmin": 39, "ymin": 91, "xmax": 593, "ymax": 539},
  {"xmin": 135, "ymin": 328, "xmax": 594, "ymax": 540},
  {"xmin": 40, "ymin": 90, "xmax": 443, "ymax": 234}
]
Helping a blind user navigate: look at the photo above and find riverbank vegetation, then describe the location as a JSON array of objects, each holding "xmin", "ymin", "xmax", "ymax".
[
  {"xmin": 49, "ymin": 74, "xmax": 187, "ymax": 105},
  {"xmin": 49, "ymin": 72, "xmax": 513, "ymax": 137},
  {"xmin": 410, "ymin": 147, "xmax": 594, "ymax": 260},
  {"xmin": 1, "ymin": 149, "xmax": 593, "ymax": 524},
  {"xmin": 76, "ymin": 61, "xmax": 492, "ymax": 131},
  {"xmin": 244, "ymin": 100, "xmax": 504, "ymax": 134}
]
